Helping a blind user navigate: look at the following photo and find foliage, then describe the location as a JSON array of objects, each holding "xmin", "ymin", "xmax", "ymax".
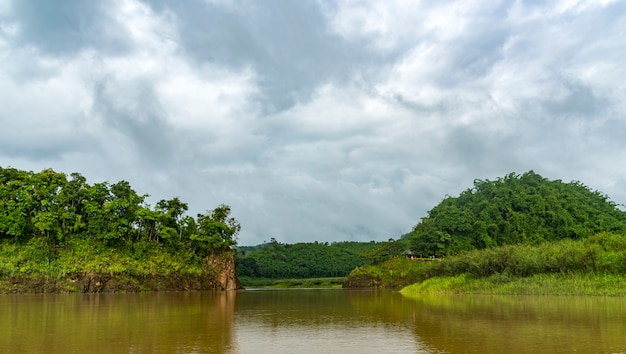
[
  {"xmin": 397, "ymin": 231, "xmax": 626, "ymax": 295},
  {"xmin": 235, "ymin": 240, "xmax": 381, "ymax": 279},
  {"xmin": 408, "ymin": 171, "xmax": 626, "ymax": 256},
  {"xmin": 343, "ymin": 256, "xmax": 427, "ymax": 288},
  {"xmin": 402, "ymin": 272, "xmax": 626, "ymax": 296},
  {"xmin": 359, "ymin": 237, "xmax": 410, "ymax": 263},
  {"xmin": 0, "ymin": 166, "xmax": 240, "ymax": 279}
]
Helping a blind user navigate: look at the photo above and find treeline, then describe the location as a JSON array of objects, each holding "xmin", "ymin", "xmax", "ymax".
[
  {"xmin": 236, "ymin": 240, "xmax": 381, "ymax": 278},
  {"xmin": 0, "ymin": 167, "xmax": 240, "ymax": 276},
  {"xmin": 408, "ymin": 171, "xmax": 626, "ymax": 256}
]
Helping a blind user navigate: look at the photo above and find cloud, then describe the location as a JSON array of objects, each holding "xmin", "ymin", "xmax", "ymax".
[{"xmin": 1, "ymin": 0, "xmax": 626, "ymax": 245}]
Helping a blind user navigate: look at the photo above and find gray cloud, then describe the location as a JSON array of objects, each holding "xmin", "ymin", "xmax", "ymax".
[
  {"xmin": 8, "ymin": 0, "xmax": 131, "ymax": 55},
  {"xmin": 92, "ymin": 76, "xmax": 174, "ymax": 166},
  {"xmin": 2, "ymin": 0, "xmax": 626, "ymax": 245},
  {"xmin": 144, "ymin": 0, "xmax": 383, "ymax": 113}
]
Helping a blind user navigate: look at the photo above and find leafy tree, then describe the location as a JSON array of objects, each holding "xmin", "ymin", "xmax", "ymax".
[
  {"xmin": 0, "ymin": 167, "xmax": 241, "ymax": 269},
  {"xmin": 191, "ymin": 204, "xmax": 241, "ymax": 255},
  {"xmin": 155, "ymin": 197, "xmax": 188, "ymax": 242}
]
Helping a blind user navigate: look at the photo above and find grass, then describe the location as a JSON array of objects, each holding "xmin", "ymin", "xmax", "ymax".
[
  {"xmin": 400, "ymin": 232, "xmax": 626, "ymax": 297},
  {"xmin": 401, "ymin": 272, "xmax": 626, "ymax": 297}
]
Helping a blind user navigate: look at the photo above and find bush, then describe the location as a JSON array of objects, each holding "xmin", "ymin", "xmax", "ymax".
[{"xmin": 416, "ymin": 232, "xmax": 626, "ymax": 282}]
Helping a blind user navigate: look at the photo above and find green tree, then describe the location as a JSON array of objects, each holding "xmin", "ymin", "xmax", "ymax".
[
  {"xmin": 191, "ymin": 204, "xmax": 241, "ymax": 255},
  {"xmin": 155, "ymin": 197, "xmax": 189, "ymax": 242}
]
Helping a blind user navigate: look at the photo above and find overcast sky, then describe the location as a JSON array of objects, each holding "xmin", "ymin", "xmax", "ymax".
[{"xmin": 1, "ymin": 0, "xmax": 625, "ymax": 245}]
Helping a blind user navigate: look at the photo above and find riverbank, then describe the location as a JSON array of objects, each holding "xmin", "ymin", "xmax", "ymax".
[
  {"xmin": 0, "ymin": 272, "xmax": 221, "ymax": 294},
  {"xmin": 0, "ymin": 238, "xmax": 241, "ymax": 293},
  {"xmin": 346, "ymin": 233, "xmax": 626, "ymax": 296},
  {"xmin": 401, "ymin": 272, "xmax": 626, "ymax": 297},
  {"xmin": 342, "ymin": 257, "xmax": 426, "ymax": 289},
  {"xmin": 239, "ymin": 276, "xmax": 346, "ymax": 288}
]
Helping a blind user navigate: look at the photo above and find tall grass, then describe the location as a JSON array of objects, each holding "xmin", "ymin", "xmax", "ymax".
[
  {"xmin": 402, "ymin": 232, "xmax": 626, "ymax": 296},
  {"xmin": 418, "ymin": 232, "xmax": 625, "ymax": 281}
]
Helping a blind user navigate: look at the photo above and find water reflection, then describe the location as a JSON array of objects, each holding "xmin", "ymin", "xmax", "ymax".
[
  {"xmin": 405, "ymin": 294, "xmax": 626, "ymax": 353},
  {"xmin": 1, "ymin": 290, "xmax": 625, "ymax": 353},
  {"xmin": 0, "ymin": 291, "xmax": 237, "ymax": 353},
  {"xmin": 233, "ymin": 289, "xmax": 426, "ymax": 353}
]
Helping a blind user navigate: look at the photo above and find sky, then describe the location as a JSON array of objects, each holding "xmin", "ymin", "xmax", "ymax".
[{"xmin": 1, "ymin": 0, "xmax": 626, "ymax": 246}]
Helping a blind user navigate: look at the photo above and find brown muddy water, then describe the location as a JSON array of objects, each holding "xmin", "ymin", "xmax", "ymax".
[{"xmin": 1, "ymin": 289, "xmax": 625, "ymax": 353}]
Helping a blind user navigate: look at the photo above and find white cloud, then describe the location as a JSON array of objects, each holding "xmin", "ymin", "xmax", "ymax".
[{"xmin": 2, "ymin": 0, "xmax": 626, "ymax": 245}]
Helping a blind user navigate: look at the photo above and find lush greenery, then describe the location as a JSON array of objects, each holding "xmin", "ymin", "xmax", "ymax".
[
  {"xmin": 402, "ymin": 232, "xmax": 626, "ymax": 296},
  {"xmin": 402, "ymin": 272, "xmax": 626, "ymax": 296},
  {"xmin": 408, "ymin": 171, "xmax": 626, "ymax": 256},
  {"xmin": 416, "ymin": 232, "xmax": 625, "ymax": 280},
  {"xmin": 236, "ymin": 239, "xmax": 381, "ymax": 280},
  {"xmin": 345, "ymin": 171, "xmax": 626, "ymax": 293},
  {"xmin": 343, "ymin": 257, "xmax": 427, "ymax": 288},
  {"xmin": 0, "ymin": 167, "xmax": 240, "ymax": 281}
]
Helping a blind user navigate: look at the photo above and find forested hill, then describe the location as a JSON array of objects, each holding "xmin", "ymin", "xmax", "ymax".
[
  {"xmin": 409, "ymin": 171, "xmax": 626, "ymax": 257},
  {"xmin": 236, "ymin": 240, "xmax": 380, "ymax": 278}
]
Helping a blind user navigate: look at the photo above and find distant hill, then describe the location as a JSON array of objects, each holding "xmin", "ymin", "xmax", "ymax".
[
  {"xmin": 236, "ymin": 240, "xmax": 381, "ymax": 278},
  {"xmin": 408, "ymin": 171, "xmax": 626, "ymax": 256}
]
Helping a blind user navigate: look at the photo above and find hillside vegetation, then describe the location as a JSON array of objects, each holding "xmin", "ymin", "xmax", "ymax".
[
  {"xmin": 345, "ymin": 171, "xmax": 626, "ymax": 293},
  {"xmin": 408, "ymin": 171, "xmax": 626, "ymax": 256},
  {"xmin": 236, "ymin": 239, "xmax": 380, "ymax": 279},
  {"xmin": 0, "ymin": 167, "xmax": 240, "ymax": 292},
  {"xmin": 402, "ymin": 232, "xmax": 626, "ymax": 296}
]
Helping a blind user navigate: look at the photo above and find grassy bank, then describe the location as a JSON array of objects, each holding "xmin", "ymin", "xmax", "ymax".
[
  {"xmin": 343, "ymin": 257, "xmax": 427, "ymax": 288},
  {"xmin": 239, "ymin": 276, "xmax": 346, "ymax": 288},
  {"xmin": 400, "ymin": 232, "xmax": 626, "ymax": 296},
  {"xmin": 401, "ymin": 272, "xmax": 626, "ymax": 297}
]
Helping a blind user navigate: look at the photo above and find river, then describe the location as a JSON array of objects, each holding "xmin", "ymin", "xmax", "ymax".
[{"xmin": 1, "ymin": 289, "xmax": 625, "ymax": 353}]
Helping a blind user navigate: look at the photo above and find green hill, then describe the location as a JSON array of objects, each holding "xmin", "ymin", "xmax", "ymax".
[
  {"xmin": 345, "ymin": 171, "xmax": 626, "ymax": 293},
  {"xmin": 408, "ymin": 171, "xmax": 626, "ymax": 256},
  {"xmin": 236, "ymin": 240, "xmax": 380, "ymax": 279}
]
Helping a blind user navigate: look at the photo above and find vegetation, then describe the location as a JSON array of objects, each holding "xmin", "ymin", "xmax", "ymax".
[
  {"xmin": 343, "ymin": 257, "xmax": 427, "ymax": 288},
  {"xmin": 408, "ymin": 171, "xmax": 626, "ymax": 256},
  {"xmin": 236, "ymin": 239, "xmax": 380, "ymax": 281},
  {"xmin": 0, "ymin": 167, "xmax": 240, "ymax": 287},
  {"xmin": 345, "ymin": 171, "xmax": 626, "ymax": 294},
  {"xmin": 401, "ymin": 232, "xmax": 626, "ymax": 295}
]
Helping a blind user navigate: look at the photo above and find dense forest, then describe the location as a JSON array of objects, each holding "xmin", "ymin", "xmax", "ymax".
[
  {"xmin": 0, "ymin": 167, "xmax": 240, "ymax": 287},
  {"xmin": 408, "ymin": 171, "xmax": 626, "ymax": 256},
  {"xmin": 236, "ymin": 239, "xmax": 381, "ymax": 278}
]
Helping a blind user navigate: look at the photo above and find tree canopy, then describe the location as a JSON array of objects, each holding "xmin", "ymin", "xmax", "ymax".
[
  {"xmin": 0, "ymin": 167, "xmax": 239, "ymax": 258},
  {"xmin": 236, "ymin": 240, "xmax": 380, "ymax": 278},
  {"xmin": 409, "ymin": 171, "xmax": 626, "ymax": 256}
]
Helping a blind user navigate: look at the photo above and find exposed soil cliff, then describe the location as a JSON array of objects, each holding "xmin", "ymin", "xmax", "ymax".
[{"xmin": 205, "ymin": 249, "xmax": 242, "ymax": 290}]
